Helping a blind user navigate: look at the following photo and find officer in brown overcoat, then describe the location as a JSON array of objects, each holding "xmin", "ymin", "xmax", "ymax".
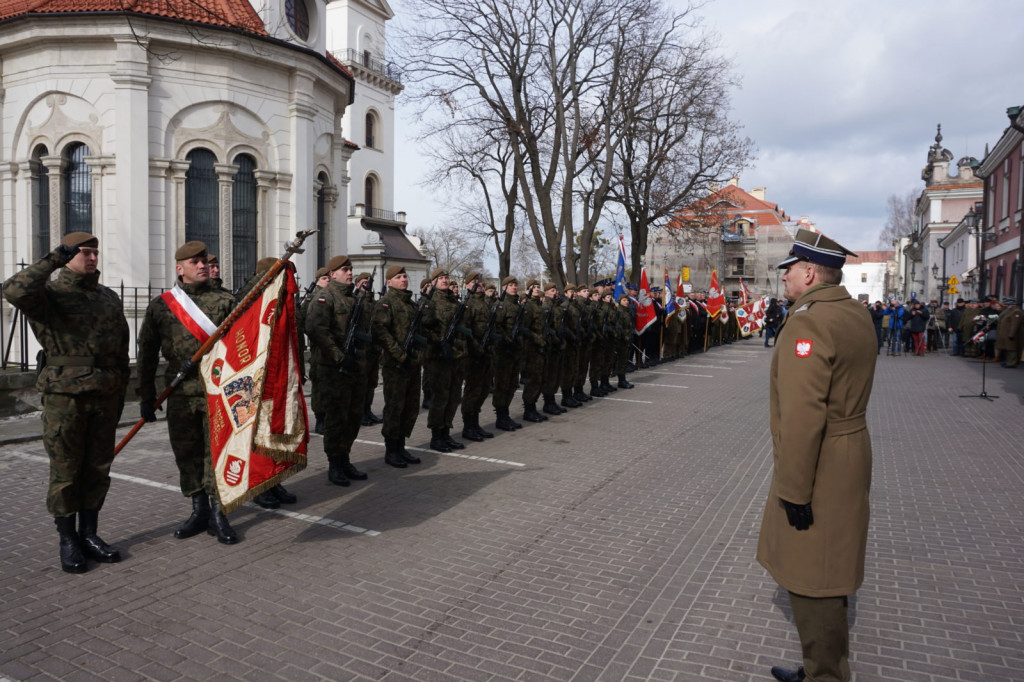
[{"xmin": 758, "ymin": 229, "xmax": 877, "ymax": 682}]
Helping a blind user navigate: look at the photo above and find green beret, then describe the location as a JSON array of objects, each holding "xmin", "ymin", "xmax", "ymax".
[
  {"xmin": 175, "ymin": 241, "xmax": 207, "ymax": 261},
  {"xmin": 327, "ymin": 255, "xmax": 350, "ymax": 272},
  {"xmin": 386, "ymin": 265, "xmax": 406, "ymax": 280},
  {"xmin": 61, "ymin": 231, "xmax": 98, "ymax": 249}
]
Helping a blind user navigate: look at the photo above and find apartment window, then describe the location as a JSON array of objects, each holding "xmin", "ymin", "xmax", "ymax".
[
  {"xmin": 64, "ymin": 143, "xmax": 92, "ymax": 234},
  {"xmin": 1002, "ymin": 161, "xmax": 1010, "ymax": 220},
  {"xmin": 185, "ymin": 148, "xmax": 219, "ymax": 247},
  {"xmin": 365, "ymin": 111, "xmax": 377, "ymax": 149},
  {"xmin": 232, "ymin": 154, "xmax": 258, "ymax": 285},
  {"xmin": 861, "ymin": 273, "xmax": 867, "ymax": 283}
]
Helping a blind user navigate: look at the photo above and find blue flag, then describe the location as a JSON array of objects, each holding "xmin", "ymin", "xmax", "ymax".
[
  {"xmin": 613, "ymin": 235, "xmax": 627, "ymax": 302},
  {"xmin": 664, "ymin": 270, "xmax": 676, "ymax": 314}
]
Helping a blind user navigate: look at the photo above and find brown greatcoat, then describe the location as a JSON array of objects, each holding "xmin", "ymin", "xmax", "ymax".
[
  {"xmin": 995, "ymin": 305, "xmax": 1022, "ymax": 352},
  {"xmin": 757, "ymin": 283, "xmax": 877, "ymax": 597}
]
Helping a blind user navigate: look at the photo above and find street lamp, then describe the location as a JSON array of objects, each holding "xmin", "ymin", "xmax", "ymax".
[
  {"xmin": 965, "ymin": 204, "xmax": 997, "ymax": 299},
  {"xmin": 932, "ymin": 263, "xmax": 945, "ymax": 305}
]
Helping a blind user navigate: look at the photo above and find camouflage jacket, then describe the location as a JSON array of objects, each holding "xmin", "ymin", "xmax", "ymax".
[
  {"xmin": 137, "ymin": 278, "xmax": 235, "ymax": 401},
  {"xmin": 423, "ymin": 288, "xmax": 470, "ymax": 361},
  {"xmin": 305, "ymin": 280, "xmax": 372, "ymax": 373},
  {"xmin": 560, "ymin": 297, "xmax": 580, "ymax": 345},
  {"xmin": 615, "ymin": 303, "xmax": 633, "ymax": 342},
  {"xmin": 3, "ymin": 251, "xmax": 129, "ymax": 396},
  {"xmin": 464, "ymin": 289, "xmax": 491, "ymax": 357},
  {"xmin": 521, "ymin": 296, "xmax": 545, "ymax": 349},
  {"xmin": 498, "ymin": 296, "xmax": 523, "ymax": 353},
  {"xmin": 372, "ymin": 286, "xmax": 420, "ymax": 366}
]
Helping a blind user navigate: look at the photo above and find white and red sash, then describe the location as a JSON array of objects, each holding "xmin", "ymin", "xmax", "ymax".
[{"xmin": 161, "ymin": 284, "xmax": 218, "ymax": 342}]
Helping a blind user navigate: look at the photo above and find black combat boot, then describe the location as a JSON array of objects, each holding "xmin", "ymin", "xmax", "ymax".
[
  {"xmin": 313, "ymin": 413, "xmax": 325, "ymax": 435},
  {"xmin": 327, "ymin": 456, "xmax": 352, "ymax": 486},
  {"xmin": 365, "ymin": 408, "xmax": 383, "ymax": 424},
  {"xmin": 207, "ymin": 495, "xmax": 239, "ymax": 545},
  {"xmin": 575, "ymin": 387, "xmax": 591, "ymax": 402},
  {"xmin": 495, "ymin": 407, "xmax": 518, "ymax": 431},
  {"xmin": 617, "ymin": 374, "xmax": 634, "ymax": 389},
  {"xmin": 174, "ymin": 493, "xmax": 211, "ymax": 539},
  {"xmin": 561, "ymin": 392, "xmax": 582, "ymax": 408},
  {"xmin": 542, "ymin": 395, "xmax": 562, "ymax": 415},
  {"xmin": 384, "ymin": 438, "xmax": 408, "ymax": 468},
  {"xmin": 270, "ymin": 483, "xmax": 298, "ymax": 503},
  {"xmin": 55, "ymin": 515, "xmax": 87, "ymax": 574},
  {"xmin": 254, "ymin": 491, "xmax": 281, "ymax": 508},
  {"xmin": 340, "ymin": 454, "xmax": 367, "ymax": 481},
  {"xmin": 770, "ymin": 666, "xmax": 805, "ymax": 682},
  {"xmin": 522, "ymin": 404, "xmax": 546, "ymax": 423},
  {"xmin": 361, "ymin": 411, "xmax": 374, "ymax": 426},
  {"xmin": 590, "ymin": 381, "xmax": 607, "ymax": 397},
  {"xmin": 443, "ymin": 428, "xmax": 465, "ymax": 450},
  {"xmin": 430, "ymin": 428, "xmax": 453, "ymax": 452},
  {"xmin": 474, "ymin": 414, "xmax": 495, "ymax": 439},
  {"xmin": 398, "ymin": 437, "xmax": 422, "ymax": 464},
  {"xmin": 78, "ymin": 509, "xmax": 122, "ymax": 563},
  {"xmin": 462, "ymin": 415, "xmax": 485, "ymax": 442},
  {"xmin": 601, "ymin": 377, "xmax": 617, "ymax": 392}
]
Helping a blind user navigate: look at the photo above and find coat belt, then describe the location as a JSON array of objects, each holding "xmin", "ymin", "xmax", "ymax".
[
  {"xmin": 823, "ymin": 412, "xmax": 867, "ymax": 437},
  {"xmin": 47, "ymin": 355, "xmax": 118, "ymax": 368}
]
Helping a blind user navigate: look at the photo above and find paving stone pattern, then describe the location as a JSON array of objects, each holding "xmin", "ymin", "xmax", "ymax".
[{"xmin": 1, "ymin": 340, "xmax": 1022, "ymax": 681}]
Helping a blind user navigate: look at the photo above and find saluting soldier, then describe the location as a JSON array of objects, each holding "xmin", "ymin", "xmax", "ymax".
[
  {"xmin": 422, "ymin": 268, "xmax": 469, "ymax": 452},
  {"xmin": 305, "ymin": 255, "xmax": 372, "ymax": 486},
  {"xmin": 492, "ymin": 276, "xmax": 523, "ymax": 430},
  {"xmin": 355, "ymin": 272, "xmax": 384, "ymax": 426},
  {"xmin": 138, "ymin": 241, "xmax": 239, "ymax": 544},
  {"xmin": 519, "ymin": 279, "xmax": 548, "ymax": 423},
  {"xmin": 301, "ymin": 267, "xmax": 330, "ymax": 434},
  {"xmin": 615, "ymin": 294, "xmax": 635, "ymax": 388},
  {"xmin": 3, "ymin": 232, "xmax": 130, "ymax": 573},
  {"xmin": 573, "ymin": 284, "xmax": 593, "ymax": 403},
  {"xmin": 460, "ymin": 273, "xmax": 496, "ymax": 441},
  {"xmin": 372, "ymin": 266, "xmax": 425, "ymax": 467},
  {"xmin": 758, "ymin": 230, "xmax": 876, "ymax": 682},
  {"xmin": 586, "ymin": 287, "xmax": 609, "ymax": 397}
]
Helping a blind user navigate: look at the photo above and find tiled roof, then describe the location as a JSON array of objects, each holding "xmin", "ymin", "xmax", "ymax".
[
  {"xmin": 669, "ymin": 184, "xmax": 792, "ymax": 229},
  {"xmin": 846, "ymin": 250, "xmax": 894, "ymax": 264},
  {"xmin": 0, "ymin": 0, "xmax": 267, "ymax": 35}
]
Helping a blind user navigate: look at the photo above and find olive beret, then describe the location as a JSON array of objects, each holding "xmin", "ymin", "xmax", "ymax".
[
  {"xmin": 386, "ymin": 265, "xmax": 406, "ymax": 280},
  {"xmin": 256, "ymin": 256, "xmax": 278, "ymax": 272},
  {"xmin": 354, "ymin": 271, "xmax": 372, "ymax": 283},
  {"xmin": 501, "ymin": 276, "xmax": 518, "ymax": 288},
  {"xmin": 206, "ymin": 254, "xmax": 219, "ymax": 266},
  {"xmin": 175, "ymin": 241, "xmax": 208, "ymax": 261},
  {"xmin": 525, "ymin": 278, "xmax": 539, "ymax": 290},
  {"xmin": 61, "ymin": 231, "xmax": 98, "ymax": 249},
  {"xmin": 430, "ymin": 267, "xmax": 448, "ymax": 280},
  {"xmin": 327, "ymin": 255, "xmax": 351, "ymax": 272},
  {"xmin": 564, "ymin": 284, "xmax": 577, "ymax": 293},
  {"xmin": 419, "ymin": 278, "xmax": 430, "ymax": 290},
  {"xmin": 578, "ymin": 282, "xmax": 590, "ymax": 290},
  {"xmin": 315, "ymin": 267, "xmax": 330, "ymax": 279},
  {"xmin": 465, "ymin": 271, "xmax": 481, "ymax": 284},
  {"xmin": 544, "ymin": 281, "xmax": 558, "ymax": 292},
  {"xmin": 484, "ymin": 282, "xmax": 497, "ymax": 291}
]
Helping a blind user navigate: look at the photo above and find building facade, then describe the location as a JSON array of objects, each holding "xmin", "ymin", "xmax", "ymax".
[
  {"xmin": 843, "ymin": 251, "xmax": 894, "ymax": 303},
  {"xmin": 976, "ymin": 105, "xmax": 1024, "ymax": 303}
]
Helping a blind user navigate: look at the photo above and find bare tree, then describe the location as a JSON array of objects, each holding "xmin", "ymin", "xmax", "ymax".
[
  {"xmin": 401, "ymin": 0, "xmax": 705, "ymax": 287},
  {"xmin": 410, "ymin": 224, "xmax": 488, "ymax": 278},
  {"xmin": 878, "ymin": 190, "xmax": 917, "ymax": 247}
]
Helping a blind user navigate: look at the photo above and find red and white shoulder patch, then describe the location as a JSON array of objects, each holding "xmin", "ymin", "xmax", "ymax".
[{"xmin": 795, "ymin": 339, "xmax": 813, "ymax": 357}]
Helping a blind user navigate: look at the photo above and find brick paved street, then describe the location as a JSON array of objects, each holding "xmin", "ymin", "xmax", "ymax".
[{"xmin": 2, "ymin": 338, "xmax": 1023, "ymax": 681}]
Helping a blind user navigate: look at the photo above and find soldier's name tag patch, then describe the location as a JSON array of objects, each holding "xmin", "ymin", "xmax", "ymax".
[{"xmin": 795, "ymin": 339, "xmax": 813, "ymax": 357}]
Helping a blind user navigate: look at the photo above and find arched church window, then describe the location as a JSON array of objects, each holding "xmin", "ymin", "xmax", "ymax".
[
  {"xmin": 285, "ymin": 0, "xmax": 310, "ymax": 41},
  {"xmin": 232, "ymin": 154, "xmax": 258, "ymax": 285},
  {"xmin": 185, "ymin": 148, "xmax": 219, "ymax": 247},
  {"xmin": 64, "ymin": 143, "xmax": 92, "ymax": 234},
  {"xmin": 316, "ymin": 172, "xmax": 328, "ymax": 270},
  {"xmin": 364, "ymin": 175, "xmax": 377, "ymax": 215},
  {"xmin": 32, "ymin": 145, "xmax": 50, "ymax": 258},
  {"xmin": 365, "ymin": 112, "xmax": 376, "ymax": 149}
]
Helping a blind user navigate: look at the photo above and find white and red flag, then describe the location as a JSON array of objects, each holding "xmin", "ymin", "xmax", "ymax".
[
  {"xmin": 635, "ymin": 267, "xmax": 657, "ymax": 334},
  {"xmin": 201, "ymin": 265, "xmax": 308, "ymax": 513},
  {"xmin": 706, "ymin": 270, "xmax": 726, "ymax": 320},
  {"xmin": 739, "ymin": 278, "xmax": 752, "ymax": 305},
  {"xmin": 736, "ymin": 296, "xmax": 768, "ymax": 337}
]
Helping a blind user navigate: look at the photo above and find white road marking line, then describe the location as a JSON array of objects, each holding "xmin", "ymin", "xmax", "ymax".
[
  {"xmin": 354, "ymin": 439, "xmax": 526, "ymax": 467},
  {"xmin": 593, "ymin": 396, "xmax": 654, "ymax": 404},
  {"xmin": 3, "ymin": 450, "xmax": 380, "ymax": 536},
  {"xmin": 649, "ymin": 371, "xmax": 713, "ymax": 378},
  {"xmin": 646, "ymin": 384, "xmax": 689, "ymax": 389}
]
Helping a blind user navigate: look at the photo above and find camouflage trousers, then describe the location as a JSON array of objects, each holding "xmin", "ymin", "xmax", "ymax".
[
  {"xmin": 309, "ymin": 362, "xmax": 324, "ymax": 417},
  {"xmin": 615, "ymin": 338, "xmax": 630, "ymax": 376},
  {"xmin": 491, "ymin": 352, "xmax": 521, "ymax": 409},
  {"xmin": 560, "ymin": 346, "xmax": 579, "ymax": 395},
  {"xmin": 381, "ymin": 361, "xmax": 422, "ymax": 438},
  {"xmin": 426, "ymin": 358, "xmax": 464, "ymax": 430},
  {"xmin": 541, "ymin": 348, "xmax": 561, "ymax": 397},
  {"xmin": 575, "ymin": 342, "xmax": 591, "ymax": 389},
  {"xmin": 521, "ymin": 346, "xmax": 544, "ymax": 405},
  {"xmin": 167, "ymin": 395, "xmax": 215, "ymax": 497},
  {"xmin": 589, "ymin": 342, "xmax": 607, "ymax": 384},
  {"xmin": 461, "ymin": 355, "xmax": 492, "ymax": 419},
  {"xmin": 41, "ymin": 392, "xmax": 121, "ymax": 517},
  {"xmin": 320, "ymin": 364, "xmax": 367, "ymax": 457},
  {"xmin": 364, "ymin": 347, "xmax": 381, "ymax": 413}
]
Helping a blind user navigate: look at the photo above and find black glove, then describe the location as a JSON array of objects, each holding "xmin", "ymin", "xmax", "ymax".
[
  {"xmin": 140, "ymin": 400, "xmax": 161, "ymax": 423},
  {"xmin": 782, "ymin": 499, "xmax": 813, "ymax": 531},
  {"xmin": 179, "ymin": 359, "xmax": 199, "ymax": 377},
  {"xmin": 54, "ymin": 244, "xmax": 80, "ymax": 265}
]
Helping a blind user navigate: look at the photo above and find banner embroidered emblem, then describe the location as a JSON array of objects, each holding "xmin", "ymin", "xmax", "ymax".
[{"xmin": 224, "ymin": 455, "xmax": 246, "ymax": 486}]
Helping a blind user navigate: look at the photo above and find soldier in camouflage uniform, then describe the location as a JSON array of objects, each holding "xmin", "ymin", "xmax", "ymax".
[
  {"xmin": 519, "ymin": 279, "xmax": 548, "ymax": 423},
  {"xmin": 138, "ymin": 241, "xmax": 239, "ymax": 545},
  {"xmin": 460, "ymin": 273, "xmax": 496, "ymax": 441},
  {"xmin": 586, "ymin": 288, "xmax": 609, "ymax": 397},
  {"xmin": 305, "ymin": 255, "xmax": 372, "ymax": 487},
  {"xmin": 598, "ymin": 291, "xmax": 619, "ymax": 394},
  {"xmin": 372, "ymin": 266, "xmax": 425, "ymax": 467},
  {"xmin": 573, "ymin": 284, "xmax": 593, "ymax": 403},
  {"xmin": 616, "ymin": 295, "xmax": 636, "ymax": 388},
  {"xmin": 492, "ymin": 276, "xmax": 524, "ymax": 430},
  {"xmin": 355, "ymin": 272, "xmax": 384, "ymax": 426},
  {"xmin": 301, "ymin": 267, "xmax": 330, "ymax": 434},
  {"xmin": 540, "ymin": 283, "xmax": 567, "ymax": 415},
  {"xmin": 422, "ymin": 268, "xmax": 471, "ymax": 452},
  {"xmin": 207, "ymin": 254, "xmax": 223, "ymax": 290},
  {"xmin": 558, "ymin": 285, "xmax": 583, "ymax": 408},
  {"xmin": 3, "ymin": 232, "xmax": 130, "ymax": 573}
]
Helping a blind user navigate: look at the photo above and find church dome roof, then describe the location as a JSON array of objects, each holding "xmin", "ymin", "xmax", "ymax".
[{"xmin": 0, "ymin": 0, "xmax": 267, "ymax": 35}]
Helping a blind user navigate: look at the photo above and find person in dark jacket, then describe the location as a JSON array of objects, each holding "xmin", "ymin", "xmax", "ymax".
[
  {"xmin": 948, "ymin": 298, "xmax": 965, "ymax": 355},
  {"xmin": 906, "ymin": 300, "xmax": 930, "ymax": 356},
  {"xmin": 869, "ymin": 301, "xmax": 885, "ymax": 353}
]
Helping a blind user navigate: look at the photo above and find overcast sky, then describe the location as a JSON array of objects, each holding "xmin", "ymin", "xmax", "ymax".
[{"xmin": 391, "ymin": 0, "xmax": 1024, "ymax": 254}]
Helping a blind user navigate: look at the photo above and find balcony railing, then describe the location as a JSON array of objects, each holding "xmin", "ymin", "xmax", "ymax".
[
  {"xmin": 352, "ymin": 205, "xmax": 408, "ymax": 223},
  {"xmin": 337, "ymin": 49, "xmax": 402, "ymax": 84}
]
